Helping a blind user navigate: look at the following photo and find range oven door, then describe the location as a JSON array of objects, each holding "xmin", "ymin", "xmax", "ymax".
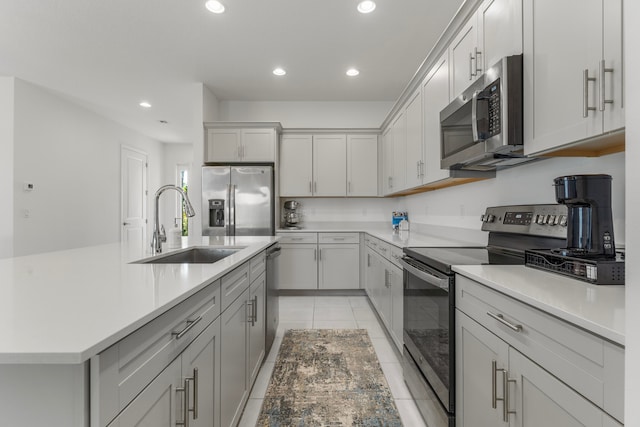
[{"xmin": 401, "ymin": 256, "xmax": 455, "ymax": 415}]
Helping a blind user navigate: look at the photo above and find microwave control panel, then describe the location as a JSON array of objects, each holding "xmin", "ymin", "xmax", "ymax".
[{"xmin": 486, "ymin": 78, "xmax": 501, "ymax": 137}]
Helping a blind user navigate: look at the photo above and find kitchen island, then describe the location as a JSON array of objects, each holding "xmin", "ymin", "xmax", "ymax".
[{"xmin": 0, "ymin": 236, "xmax": 278, "ymax": 427}]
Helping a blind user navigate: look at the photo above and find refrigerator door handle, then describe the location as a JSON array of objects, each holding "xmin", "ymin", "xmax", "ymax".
[
  {"xmin": 230, "ymin": 184, "xmax": 237, "ymax": 236},
  {"xmin": 225, "ymin": 184, "xmax": 231, "ymax": 236}
]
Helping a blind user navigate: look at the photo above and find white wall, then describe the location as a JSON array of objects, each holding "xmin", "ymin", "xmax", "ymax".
[
  {"xmin": 283, "ymin": 197, "xmax": 396, "ymax": 225},
  {"xmin": 12, "ymin": 79, "xmax": 165, "ymax": 256},
  {"xmin": 219, "ymin": 101, "xmax": 393, "ymax": 128},
  {"xmin": 187, "ymin": 84, "xmax": 220, "ymax": 243},
  {"xmin": 0, "ymin": 77, "xmax": 14, "ymax": 258},
  {"xmin": 625, "ymin": 1, "xmax": 639, "ymax": 424},
  {"xmin": 401, "ymin": 153, "xmax": 625, "ymax": 241}
]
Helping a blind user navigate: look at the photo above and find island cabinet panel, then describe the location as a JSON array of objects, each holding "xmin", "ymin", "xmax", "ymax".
[
  {"xmin": 94, "ymin": 282, "xmax": 221, "ymax": 427},
  {"xmin": 220, "ymin": 287, "xmax": 250, "ymax": 427}
]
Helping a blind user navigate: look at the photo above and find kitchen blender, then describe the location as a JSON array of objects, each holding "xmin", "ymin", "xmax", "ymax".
[{"xmin": 283, "ymin": 200, "xmax": 302, "ymax": 229}]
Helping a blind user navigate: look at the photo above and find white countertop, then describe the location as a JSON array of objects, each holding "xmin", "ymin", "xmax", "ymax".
[
  {"xmin": 0, "ymin": 236, "xmax": 278, "ymax": 364},
  {"xmin": 452, "ymin": 265, "xmax": 625, "ymax": 346},
  {"xmin": 277, "ymin": 222, "xmax": 486, "ymax": 248}
]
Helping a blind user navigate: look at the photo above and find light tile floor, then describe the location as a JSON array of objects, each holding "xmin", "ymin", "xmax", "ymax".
[{"xmin": 238, "ymin": 295, "xmax": 427, "ymax": 427}]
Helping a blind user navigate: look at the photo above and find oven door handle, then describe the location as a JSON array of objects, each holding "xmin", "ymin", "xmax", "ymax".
[{"xmin": 400, "ymin": 257, "xmax": 450, "ymax": 291}]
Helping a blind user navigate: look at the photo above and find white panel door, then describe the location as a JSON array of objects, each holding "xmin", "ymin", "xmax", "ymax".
[
  {"xmin": 120, "ymin": 146, "xmax": 147, "ymax": 251},
  {"xmin": 220, "ymin": 288, "xmax": 249, "ymax": 427},
  {"xmin": 509, "ymin": 348, "xmax": 613, "ymax": 427},
  {"xmin": 603, "ymin": 0, "xmax": 624, "ymax": 132},
  {"xmin": 248, "ymin": 273, "xmax": 266, "ymax": 386},
  {"xmin": 450, "ymin": 17, "xmax": 480, "ymax": 99},
  {"xmin": 207, "ymin": 129, "xmax": 240, "ymax": 162},
  {"xmin": 391, "ymin": 113, "xmax": 406, "ymax": 193},
  {"xmin": 318, "ymin": 244, "xmax": 360, "ymax": 290},
  {"xmin": 422, "ymin": 52, "xmax": 451, "ymax": 184},
  {"xmin": 347, "ymin": 134, "xmax": 378, "ymax": 197},
  {"xmin": 279, "ymin": 135, "xmax": 313, "ymax": 197},
  {"xmin": 107, "ymin": 357, "xmax": 181, "ymax": 427},
  {"xmin": 404, "ymin": 89, "xmax": 423, "ymax": 189},
  {"xmin": 313, "ymin": 135, "xmax": 347, "ymax": 196},
  {"xmin": 455, "ymin": 310, "xmax": 509, "ymax": 427},
  {"xmin": 478, "ymin": 0, "xmax": 523, "ymax": 70},
  {"xmin": 241, "ymin": 129, "xmax": 275, "ymax": 161},
  {"xmin": 278, "ymin": 243, "xmax": 318, "ymax": 290},
  {"xmin": 389, "ymin": 263, "xmax": 403, "ymax": 352},
  {"xmin": 382, "ymin": 127, "xmax": 394, "ymax": 195},
  {"xmin": 180, "ymin": 318, "xmax": 221, "ymax": 427},
  {"xmin": 523, "ymin": 0, "xmax": 602, "ymax": 155}
]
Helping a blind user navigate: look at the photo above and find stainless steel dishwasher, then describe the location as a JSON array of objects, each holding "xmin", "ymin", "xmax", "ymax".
[{"xmin": 265, "ymin": 244, "xmax": 281, "ymax": 356}]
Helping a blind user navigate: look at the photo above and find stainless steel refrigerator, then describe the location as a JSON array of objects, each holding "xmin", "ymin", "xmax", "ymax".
[{"xmin": 202, "ymin": 165, "xmax": 274, "ymax": 236}]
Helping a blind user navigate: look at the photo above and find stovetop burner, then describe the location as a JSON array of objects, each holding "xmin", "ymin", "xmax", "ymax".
[{"xmin": 403, "ymin": 246, "xmax": 523, "ymax": 274}]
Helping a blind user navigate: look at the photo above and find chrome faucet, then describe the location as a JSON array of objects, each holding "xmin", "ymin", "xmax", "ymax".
[{"xmin": 151, "ymin": 185, "xmax": 196, "ymax": 254}]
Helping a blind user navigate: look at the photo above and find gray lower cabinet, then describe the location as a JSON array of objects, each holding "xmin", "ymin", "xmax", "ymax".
[
  {"xmin": 221, "ymin": 268, "xmax": 266, "ymax": 427},
  {"xmin": 248, "ymin": 272, "xmax": 266, "ymax": 386},
  {"xmin": 221, "ymin": 287, "xmax": 250, "ymax": 427},
  {"xmin": 108, "ymin": 317, "xmax": 221, "ymax": 427},
  {"xmin": 456, "ymin": 274, "xmax": 624, "ymax": 426},
  {"xmin": 364, "ymin": 237, "xmax": 403, "ymax": 352}
]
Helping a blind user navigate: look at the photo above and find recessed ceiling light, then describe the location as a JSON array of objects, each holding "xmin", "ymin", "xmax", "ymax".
[
  {"xmin": 346, "ymin": 68, "xmax": 360, "ymax": 77},
  {"xmin": 139, "ymin": 101, "xmax": 152, "ymax": 108},
  {"xmin": 273, "ymin": 68, "xmax": 287, "ymax": 76},
  {"xmin": 205, "ymin": 0, "xmax": 225, "ymax": 14},
  {"xmin": 357, "ymin": 0, "xmax": 376, "ymax": 13}
]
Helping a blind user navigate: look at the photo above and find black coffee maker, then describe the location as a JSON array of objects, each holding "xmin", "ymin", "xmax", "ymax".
[{"xmin": 553, "ymin": 174, "xmax": 615, "ymax": 258}]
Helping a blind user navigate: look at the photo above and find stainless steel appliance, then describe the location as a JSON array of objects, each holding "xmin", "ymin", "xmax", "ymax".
[
  {"xmin": 440, "ymin": 54, "xmax": 531, "ymax": 171},
  {"xmin": 525, "ymin": 174, "xmax": 625, "ymax": 284},
  {"xmin": 265, "ymin": 244, "xmax": 281, "ymax": 356},
  {"xmin": 282, "ymin": 200, "xmax": 301, "ymax": 229},
  {"xmin": 202, "ymin": 165, "xmax": 274, "ymax": 236},
  {"xmin": 401, "ymin": 204, "xmax": 568, "ymax": 427}
]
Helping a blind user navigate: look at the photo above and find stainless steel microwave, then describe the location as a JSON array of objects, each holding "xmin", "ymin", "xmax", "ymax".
[{"xmin": 440, "ymin": 54, "xmax": 531, "ymax": 170}]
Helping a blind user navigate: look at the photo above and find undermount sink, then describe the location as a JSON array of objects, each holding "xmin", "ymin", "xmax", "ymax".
[{"xmin": 134, "ymin": 247, "xmax": 244, "ymax": 264}]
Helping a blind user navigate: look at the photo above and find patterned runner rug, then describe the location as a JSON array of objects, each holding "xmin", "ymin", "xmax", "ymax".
[{"xmin": 257, "ymin": 329, "xmax": 403, "ymax": 426}]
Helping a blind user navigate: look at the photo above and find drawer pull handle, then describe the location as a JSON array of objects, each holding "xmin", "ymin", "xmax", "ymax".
[
  {"xmin": 172, "ymin": 316, "xmax": 203, "ymax": 340},
  {"xmin": 333, "ymin": 237, "xmax": 346, "ymax": 241},
  {"xmin": 291, "ymin": 237, "xmax": 304, "ymax": 241},
  {"xmin": 487, "ymin": 312, "xmax": 522, "ymax": 332}
]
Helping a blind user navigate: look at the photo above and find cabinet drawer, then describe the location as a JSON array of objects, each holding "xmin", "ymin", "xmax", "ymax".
[
  {"xmin": 221, "ymin": 262, "xmax": 251, "ymax": 311},
  {"xmin": 318, "ymin": 232, "xmax": 360, "ymax": 244},
  {"xmin": 94, "ymin": 282, "xmax": 220, "ymax": 427},
  {"xmin": 276, "ymin": 232, "xmax": 318, "ymax": 244},
  {"xmin": 456, "ymin": 275, "xmax": 624, "ymax": 422},
  {"xmin": 249, "ymin": 251, "xmax": 266, "ymax": 283}
]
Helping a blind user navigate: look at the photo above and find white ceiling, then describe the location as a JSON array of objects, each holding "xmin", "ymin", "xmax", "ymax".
[{"xmin": 0, "ymin": 0, "xmax": 464, "ymax": 143}]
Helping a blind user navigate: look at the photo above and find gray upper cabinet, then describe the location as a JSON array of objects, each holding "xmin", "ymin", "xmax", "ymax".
[
  {"xmin": 523, "ymin": 0, "xmax": 624, "ymax": 156},
  {"xmin": 204, "ymin": 124, "xmax": 279, "ymax": 163}
]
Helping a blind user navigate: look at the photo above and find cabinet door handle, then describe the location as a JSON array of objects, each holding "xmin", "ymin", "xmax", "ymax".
[
  {"xmin": 487, "ymin": 312, "xmax": 522, "ymax": 332},
  {"xmin": 502, "ymin": 369, "xmax": 517, "ymax": 422},
  {"xmin": 247, "ymin": 300, "xmax": 255, "ymax": 326},
  {"xmin": 474, "ymin": 47, "xmax": 482, "ymax": 75},
  {"xmin": 176, "ymin": 377, "xmax": 190, "ymax": 427},
  {"xmin": 252, "ymin": 295, "xmax": 258, "ymax": 325},
  {"xmin": 172, "ymin": 316, "xmax": 203, "ymax": 340},
  {"xmin": 417, "ymin": 161, "xmax": 421, "ymax": 178},
  {"xmin": 309, "ymin": 181, "xmax": 312, "ymax": 194},
  {"xmin": 314, "ymin": 249, "xmax": 317, "ymax": 260},
  {"xmin": 491, "ymin": 360, "xmax": 505, "ymax": 409},
  {"xmin": 314, "ymin": 182, "xmax": 317, "ymax": 193},
  {"xmin": 192, "ymin": 368, "xmax": 199, "ymax": 419},
  {"xmin": 318, "ymin": 248, "xmax": 322, "ymax": 261},
  {"xmin": 367, "ymin": 253, "xmax": 370, "ymax": 267},
  {"xmin": 583, "ymin": 69, "xmax": 597, "ymax": 117},
  {"xmin": 469, "ymin": 52, "xmax": 474, "ymax": 80},
  {"xmin": 599, "ymin": 59, "xmax": 614, "ymax": 111},
  {"xmin": 348, "ymin": 181, "xmax": 351, "ymax": 194}
]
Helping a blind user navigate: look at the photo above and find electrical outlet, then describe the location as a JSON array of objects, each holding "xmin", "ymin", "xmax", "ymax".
[{"xmin": 23, "ymin": 182, "xmax": 34, "ymax": 191}]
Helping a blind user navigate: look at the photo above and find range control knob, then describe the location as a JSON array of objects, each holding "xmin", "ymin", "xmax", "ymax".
[
  {"xmin": 559, "ymin": 215, "xmax": 568, "ymax": 227},
  {"xmin": 536, "ymin": 215, "xmax": 546, "ymax": 225},
  {"xmin": 487, "ymin": 214, "xmax": 496, "ymax": 223},
  {"xmin": 480, "ymin": 214, "xmax": 485, "ymax": 222},
  {"xmin": 547, "ymin": 215, "xmax": 556, "ymax": 226}
]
